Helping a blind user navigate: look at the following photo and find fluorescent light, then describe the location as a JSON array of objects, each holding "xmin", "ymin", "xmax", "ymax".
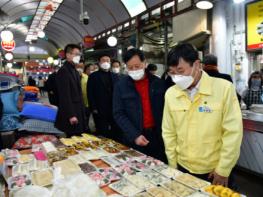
[
  {"xmin": 38, "ymin": 31, "xmax": 45, "ymax": 38},
  {"xmin": 196, "ymin": 0, "xmax": 213, "ymax": 9},
  {"xmin": 107, "ymin": 36, "xmax": 117, "ymax": 47},
  {"xmin": 29, "ymin": 46, "xmax": 35, "ymax": 52},
  {"xmin": 5, "ymin": 53, "xmax": 13, "ymax": 61},
  {"xmin": 233, "ymin": 0, "xmax": 245, "ymax": 3},
  {"xmin": 6, "ymin": 63, "xmax": 13, "ymax": 68},
  {"xmin": 121, "ymin": 0, "xmax": 147, "ymax": 17},
  {"xmin": 0, "ymin": 30, "xmax": 14, "ymax": 42}
]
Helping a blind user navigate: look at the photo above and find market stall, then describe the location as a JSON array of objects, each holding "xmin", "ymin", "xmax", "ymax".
[
  {"xmin": 238, "ymin": 109, "xmax": 263, "ymax": 176},
  {"xmin": 0, "ymin": 134, "xmax": 243, "ymax": 197}
]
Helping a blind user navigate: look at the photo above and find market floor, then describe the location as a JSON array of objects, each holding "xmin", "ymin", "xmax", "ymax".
[{"xmin": 233, "ymin": 167, "xmax": 263, "ymax": 197}]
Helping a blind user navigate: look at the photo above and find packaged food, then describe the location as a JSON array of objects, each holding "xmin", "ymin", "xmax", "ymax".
[
  {"xmin": 147, "ymin": 186, "xmax": 174, "ymax": 197},
  {"xmin": 162, "ymin": 180, "xmax": 196, "ymax": 197},
  {"xmin": 137, "ymin": 156, "xmax": 164, "ymax": 168},
  {"xmin": 97, "ymin": 168, "xmax": 122, "ymax": 182},
  {"xmin": 42, "ymin": 142, "xmax": 57, "ymax": 153},
  {"xmin": 68, "ymin": 154, "xmax": 87, "ymax": 164},
  {"xmin": 52, "ymin": 140, "xmax": 67, "ymax": 148},
  {"xmin": 112, "ymin": 142, "xmax": 129, "ymax": 150},
  {"xmin": 109, "ymin": 178, "xmax": 143, "ymax": 196},
  {"xmin": 60, "ymin": 138, "xmax": 75, "ymax": 146},
  {"xmin": 101, "ymin": 156, "xmax": 122, "ymax": 167},
  {"xmin": 91, "ymin": 149, "xmax": 109, "ymax": 158},
  {"xmin": 12, "ymin": 163, "xmax": 30, "ymax": 177},
  {"xmin": 33, "ymin": 151, "xmax": 47, "ymax": 161},
  {"xmin": 114, "ymin": 153, "xmax": 133, "ymax": 163},
  {"xmin": 47, "ymin": 151, "xmax": 67, "ymax": 165},
  {"xmin": 53, "ymin": 159, "xmax": 81, "ymax": 177},
  {"xmin": 29, "ymin": 159, "xmax": 49, "ymax": 171},
  {"xmin": 74, "ymin": 143, "xmax": 87, "ymax": 151},
  {"xmin": 188, "ymin": 192, "xmax": 210, "ymax": 197},
  {"xmin": 138, "ymin": 169, "xmax": 169, "ymax": 186},
  {"xmin": 133, "ymin": 192, "xmax": 153, "ymax": 197},
  {"xmin": 5, "ymin": 157, "xmax": 18, "ymax": 166},
  {"xmin": 176, "ymin": 174, "xmax": 210, "ymax": 189},
  {"xmin": 125, "ymin": 174, "xmax": 155, "ymax": 190},
  {"xmin": 31, "ymin": 144, "xmax": 43, "ymax": 152},
  {"xmin": 153, "ymin": 165, "xmax": 183, "ymax": 179},
  {"xmin": 31, "ymin": 168, "xmax": 53, "ymax": 187},
  {"xmin": 79, "ymin": 150, "xmax": 100, "ymax": 161},
  {"xmin": 113, "ymin": 163, "xmax": 138, "ymax": 176},
  {"xmin": 127, "ymin": 160, "xmax": 146, "ymax": 171},
  {"xmin": 58, "ymin": 147, "xmax": 78, "ymax": 156},
  {"xmin": 204, "ymin": 185, "xmax": 240, "ymax": 197},
  {"xmin": 81, "ymin": 133, "xmax": 101, "ymax": 141},
  {"xmin": 8, "ymin": 175, "xmax": 31, "ymax": 190},
  {"xmin": 2, "ymin": 149, "xmax": 20, "ymax": 159},
  {"xmin": 124, "ymin": 149, "xmax": 144, "ymax": 157},
  {"xmin": 79, "ymin": 162, "xmax": 97, "ymax": 174},
  {"xmin": 88, "ymin": 171, "xmax": 111, "ymax": 187},
  {"xmin": 103, "ymin": 146, "xmax": 120, "ymax": 154},
  {"xmin": 18, "ymin": 154, "xmax": 34, "ymax": 163}
]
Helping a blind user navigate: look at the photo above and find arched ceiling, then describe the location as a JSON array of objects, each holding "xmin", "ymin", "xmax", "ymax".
[{"xmin": 0, "ymin": 0, "xmax": 166, "ymax": 56}]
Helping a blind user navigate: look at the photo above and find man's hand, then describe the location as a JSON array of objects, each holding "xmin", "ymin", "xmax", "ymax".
[
  {"xmin": 135, "ymin": 135, "xmax": 149, "ymax": 146},
  {"xmin": 208, "ymin": 171, "xmax": 229, "ymax": 187},
  {"xmin": 69, "ymin": 117, "xmax": 78, "ymax": 125}
]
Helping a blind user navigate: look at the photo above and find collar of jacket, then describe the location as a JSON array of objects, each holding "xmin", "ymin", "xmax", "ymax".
[
  {"xmin": 64, "ymin": 60, "xmax": 76, "ymax": 69},
  {"xmin": 174, "ymin": 71, "xmax": 212, "ymax": 98}
]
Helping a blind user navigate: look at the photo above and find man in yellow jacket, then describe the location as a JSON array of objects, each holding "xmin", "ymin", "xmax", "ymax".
[{"xmin": 162, "ymin": 43, "xmax": 243, "ymax": 187}]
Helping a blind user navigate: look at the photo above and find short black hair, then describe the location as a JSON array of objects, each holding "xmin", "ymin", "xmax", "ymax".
[
  {"xmin": 84, "ymin": 64, "xmax": 92, "ymax": 73},
  {"xmin": 203, "ymin": 54, "xmax": 217, "ymax": 65},
  {"xmin": 64, "ymin": 44, "xmax": 81, "ymax": 54},
  {"xmin": 111, "ymin": 59, "xmax": 121, "ymax": 66},
  {"xmin": 248, "ymin": 71, "xmax": 263, "ymax": 88},
  {"xmin": 123, "ymin": 48, "xmax": 145, "ymax": 63},
  {"xmin": 167, "ymin": 43, "xmax": 199, "ymax": 67},
  {"xmin": 146, "ymin": 64, "xmax": 157, "ymax": 71},
  {"xmin": 98, "ymin": 53, "xmax": 111, "ymax": 62}
]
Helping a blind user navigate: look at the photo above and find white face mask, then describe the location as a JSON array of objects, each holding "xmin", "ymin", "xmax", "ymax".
[
  {"xmin": 72, "ymin": 55, "xmax": 81, "ymax": 64},
  {"xmin": 128, "ymin": 69, "xmax": 145, "ymax": 81},
  {"xmin": 112, "ymin": 67, "xmax": 120, "ymax": 74},
  {"xmin": 171, "ymin": 65, "xmax": 197, "ymax": 90},
  {"xmin": 77, "ymin": 68, "xmax": 83, "ymax": 73},
  {"xmin": 100, "ymin": 62, "xmax": 111, "ymax": 70}
]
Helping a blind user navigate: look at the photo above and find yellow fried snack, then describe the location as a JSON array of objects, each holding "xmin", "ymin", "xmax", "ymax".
[
  {"xmin": 205, "ymin": 185, "xmax": 215, "ymax": 194},
  {"xmin": 220, "ymin": 188, "xmax": 233, "ymax": 197},
  {"xmin": 213, "ymin": 185, "xmax": 225, "ymax": 196},
  {"xmin": 60, "ymin": 138, "xmax": 75, "ymax": 146},
  {"xmin": 81, "ymin": 133, "xmax": 101, "ymax": 141},
  {"xmin": 231, "ymin": 193, "xmax": 241, "ymax": 197}
]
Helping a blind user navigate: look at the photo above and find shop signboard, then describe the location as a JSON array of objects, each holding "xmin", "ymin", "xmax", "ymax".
[
  {"xmin": 246, "ymin": 0, "xmax": 263, "ymax": 51},
  {"xmin": 1, "ymin": 40, "xmax": 16, "ymax": 51}
]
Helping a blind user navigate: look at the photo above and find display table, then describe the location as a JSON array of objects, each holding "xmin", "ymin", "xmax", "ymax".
[{"xmin": 1, "ymin": 134, "xmax": 242, "ymax": 197}]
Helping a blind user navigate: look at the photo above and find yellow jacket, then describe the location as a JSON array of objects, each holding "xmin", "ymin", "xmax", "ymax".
[
  {"xmin": 162, "ymin": 72, "xmax": 243, "ymax": 177},
  {"xmin": 81, "ymin": 73, "xmax": 89, "ymax": 107}
]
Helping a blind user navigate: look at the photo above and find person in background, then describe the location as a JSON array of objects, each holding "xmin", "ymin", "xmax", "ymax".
[
  {"xmin": 162, "ymin": 43, "xmax": 242, "ymax": 187},
  {"xmin": 146, "ymin": 64, "xmax": 159, "ymax": 77},
  {"xmin": 77, "ymin": 64, "xmax": 90, "ymax": 132},
  {"xmin": 242, "ymin": 71, "xmax": 263, "ymax": 109},
  {"xmin": 38, "ymin": 76, "xmax": 45, "ymax": 96},
  {"xmin": 88, "ymin": 63, "xmax": 99, "ymax": 74},
  {"xmin": 113, "ymin": 48, "xmax": 167, "ymax": 162},
  {"xmin": 84, "ymin": 64, "xmax": 92, "ymax": 76},
  {"xmin": 203, "ymin": 54, "xmax": 233, "ymax": 82},
  {"xmin": 161, "ymin": 67, "xmax": 175, "ymax": 89},
  {"xmin": 88, "ymin": 54, "xmax": 121, "ymax": 141},
  {"xmin": 28, "ymin": 76, "xmax": 36, "ymax": 86},
  {"xmin": 55, "ymin": 44, "xmax": 86, "ymax": 137},
  {"xmin": 111, "ymin": 59, "xmax": 122, "ymax": 75},
  {"xmin": 45, "ymin": 67, "xmax": 59, "ymax": 106}
]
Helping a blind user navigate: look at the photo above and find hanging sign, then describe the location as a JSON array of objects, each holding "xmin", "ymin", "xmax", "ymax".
[
  {"xmin": 83, "ymin": 35, "xmax": 95, "ymax": 48},
  {"xmin": 1, "ymin": 40, "xmax": 16, "ymax": 51}
]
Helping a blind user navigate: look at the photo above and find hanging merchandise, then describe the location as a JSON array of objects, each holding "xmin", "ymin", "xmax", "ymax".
[{"xmin": 1, "ymin": 40, "xmax": 16, "ymax": 52}]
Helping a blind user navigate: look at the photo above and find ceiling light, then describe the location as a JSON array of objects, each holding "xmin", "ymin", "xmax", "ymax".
[
  {"xmin": 29, "ymin": 46, "xmax": 35, "ymax": 52},
  {"xmin": 5, "ymin": 53, "xmax": 13, "ymax": 61},
  {"xmin": 47, "ymin": 57, "xmax": 54, "ymax": 64},
  {"xmin": 107, "ymin": 36, "xmax": 117, "ymax": 47},
  {"xmin": 38, "ymin": 31, "xmax": 45, "ymax": 38},
  {"xmin": 196, "ymin": 0, "xmax": 213, "ymax": 9},
  {"xmin": 233, "ymin": 0, "xmax": 245, "ymax": 3},
  {"xmin": 53, "ymin": 59, "xmax": 59, "ymax": 65},
  {"xmin": 1, "ymin": 30, "xmax": 14, "ymax": 42}
]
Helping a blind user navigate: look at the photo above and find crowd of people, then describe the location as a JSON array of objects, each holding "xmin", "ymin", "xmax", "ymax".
[{"xmin": 40, "ymin": 42, "xmax": 263, "ymax": 188}]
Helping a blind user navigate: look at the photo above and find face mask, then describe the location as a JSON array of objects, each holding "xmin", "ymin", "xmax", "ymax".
[
  {"xmin": 77, "ymin": 68, "xmax": 83, "ymax": 73},
  {"xmin": 251, "ymin": 79, "xmax": 261, "ymax": 90},
  {"xmin": 72, "ymin": 56, "xmax": 81, "ymax": 64},
  {"xmin": 171, "ymin": 65, "xmax": 197, "ymax": 90},
  {"xmin": 112, "ymin": 67, "xmax": 120, "ymax": 74},
  {"xmin": 128, "ymin": 69, "xmax": 145, "ymax": 81},
  {"xmin": 100, "ymin": 62, "xmax": 111, "ymax": 70}
]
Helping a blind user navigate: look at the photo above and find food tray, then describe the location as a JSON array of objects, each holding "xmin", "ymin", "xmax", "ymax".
[{"xmin": 109, "ymin": 178, "xmax": 143, "ymax": 196}]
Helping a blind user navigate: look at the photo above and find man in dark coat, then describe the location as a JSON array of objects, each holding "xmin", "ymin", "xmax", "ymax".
[
  {"xmin": 203, "ymin": 54, "xmax": 233, "ymax": 82},
  {"xmin": 113, "ymin": 48, "xmax": 167, "ymax": 163},
  {"xmin": 87, "ymin": 54, "xmax": 120, "ymax": 141},
  {"xmin": 45, "ymin": 67, "xmax": 59, "ymax": 106},
  {"xmin": 55, "ymin": 44, "xmax": 86, "ymax": 137}
]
